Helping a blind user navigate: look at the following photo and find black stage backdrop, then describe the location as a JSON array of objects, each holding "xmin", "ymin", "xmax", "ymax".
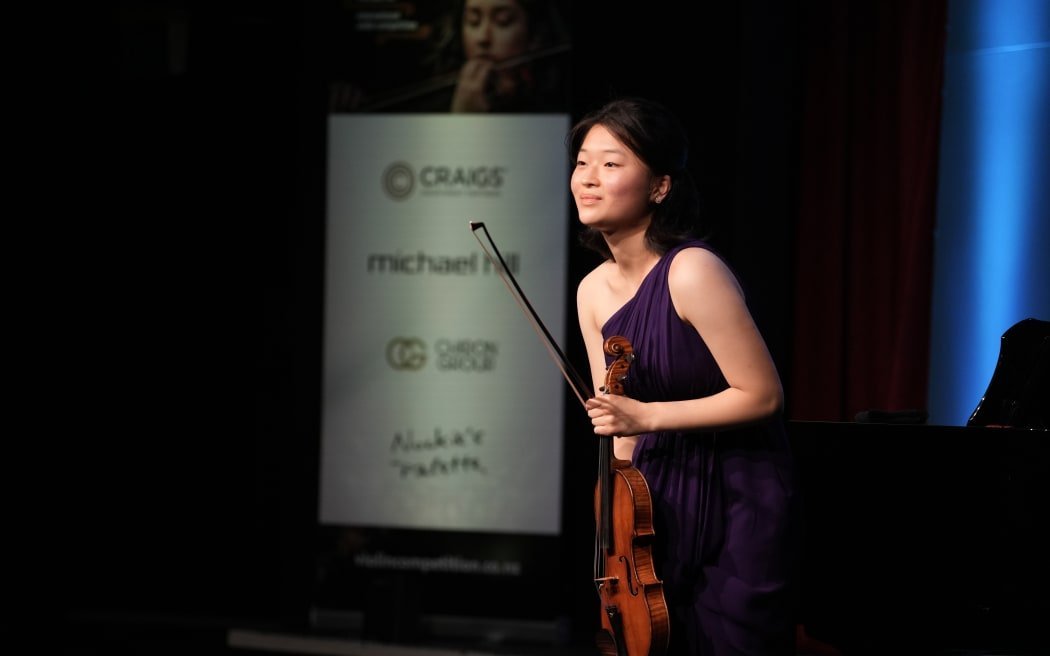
[{"xmin": 15, "ymin": 0, "xmax": 962, "ymax": 653}]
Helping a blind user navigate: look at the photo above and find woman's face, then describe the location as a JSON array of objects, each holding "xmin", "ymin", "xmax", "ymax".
[
  {"xmin": 571, "ymin": 124, "xmax": 659, "ymax": 232},
  {"xmin": 462, "ymin": 0, "xmax": 531, "ymax": 61}
]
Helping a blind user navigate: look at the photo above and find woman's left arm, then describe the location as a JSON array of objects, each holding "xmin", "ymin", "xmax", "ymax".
[{"xmin": 586, "ymin": 248, "xmax": 783, "ymax": 437}]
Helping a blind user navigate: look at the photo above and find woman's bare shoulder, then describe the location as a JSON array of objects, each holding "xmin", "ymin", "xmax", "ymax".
[
  {"xmin": 577, "ymin": 259, "xmax": 615, "ymax": 297},
  {"xmin": 667, "ymin": 246, "xmax": 740, "ymax": 294}
]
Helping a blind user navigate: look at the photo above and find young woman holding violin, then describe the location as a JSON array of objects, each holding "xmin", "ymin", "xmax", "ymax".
[{"xmin": 572, "ymin": 97, "xmax": 800, "ymax": 655}]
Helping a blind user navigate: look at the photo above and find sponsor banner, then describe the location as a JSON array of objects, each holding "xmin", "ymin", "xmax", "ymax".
[{"xmin": 320, "ymin": 114, "xmax": 570, "ymax": 534}]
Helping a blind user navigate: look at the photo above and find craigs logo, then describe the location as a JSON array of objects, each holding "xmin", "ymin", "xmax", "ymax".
[
  {"xmin": 382, "ymin": 162, "xmax": 415, "ymax": 200},
  {"xmin": 382, "ymin": 161, "xmax": 507, "ymax": 199},
  {"xmin": 386, "ymin": 337, "xmax": 426, "ymax": 370}
]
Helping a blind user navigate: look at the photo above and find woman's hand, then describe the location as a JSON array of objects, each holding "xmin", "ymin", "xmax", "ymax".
[
  {"xmin": 451, "ymin": 59, "xmax": 495, "ymax": 112},
  {"xmin": 585, "ymin": 394, "xmax": 651, "ymax": 437}
]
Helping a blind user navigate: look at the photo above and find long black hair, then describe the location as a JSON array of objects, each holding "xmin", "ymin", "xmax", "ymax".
[{"xmin": 568, "ymin": 97, "xmax": 704, "ymax": 259}]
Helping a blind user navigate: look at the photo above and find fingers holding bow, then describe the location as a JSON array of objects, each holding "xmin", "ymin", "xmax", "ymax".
[{"xmin": 585, "ymin": 394, "xmax": 650, "ymax": 437}]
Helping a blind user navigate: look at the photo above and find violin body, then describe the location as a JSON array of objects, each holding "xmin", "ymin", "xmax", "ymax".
[
  {"xmin": 594, "ymin": 457, "xmax": 670, "ymax": 656},
  {"xmin": 593, "ymin": 336, "xmax": 669, "ymax": 656}
]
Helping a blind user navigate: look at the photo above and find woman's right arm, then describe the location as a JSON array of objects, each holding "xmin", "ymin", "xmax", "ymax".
[
  {"xmin": 578, "ymin": 271, "xmax": 640, "ymax": 460},
  {"xmin": 576, "ymin": 272, "xmax": 609, "ymax": 396}
]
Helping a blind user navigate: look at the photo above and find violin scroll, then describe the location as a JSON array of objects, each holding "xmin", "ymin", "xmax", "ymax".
[{"xmin": 600, "ymin": 335, "xmax": 635, "ymax": 396}]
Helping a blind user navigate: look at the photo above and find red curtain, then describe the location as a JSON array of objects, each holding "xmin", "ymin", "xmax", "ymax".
[{"xmin": 789, "ymin": 0, "xmax": 948, "ymax": 421}]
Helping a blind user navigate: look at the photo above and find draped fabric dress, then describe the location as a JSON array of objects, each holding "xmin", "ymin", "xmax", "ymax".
[{"xmin": 601, "ymin": 241, "xmax": 800, "ymax": 655}]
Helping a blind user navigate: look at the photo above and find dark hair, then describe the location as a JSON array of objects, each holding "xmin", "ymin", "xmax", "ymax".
[{"xmin": 568, "ymin": 97, "xmax": 703, "ymax": 259}]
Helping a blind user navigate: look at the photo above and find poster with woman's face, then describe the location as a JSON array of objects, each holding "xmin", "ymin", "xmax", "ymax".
[
  {"xmin": 327, "ymin": 0, "xmax": 571, "ymax": 113},
  {"xmin": 319, "ymin": 3, "xmax": 574, "ymax": 537}
]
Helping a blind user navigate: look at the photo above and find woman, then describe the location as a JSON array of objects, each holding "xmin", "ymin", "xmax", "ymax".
[
  {"xmin": 449, "ymin": 0, "xmax": 568, "ymax": 112},
  {"xmin": 572, "ymin": 97, "xmax": 800, "ymax": 655},
  {"xmin": 327, "ymin": 0, "xmax": 567, "ymax": 112}
]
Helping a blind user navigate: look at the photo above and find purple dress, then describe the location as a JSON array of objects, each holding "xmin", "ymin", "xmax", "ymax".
[{"xmin": 602, "ymin": 241, "xmax": 799, "ymax": 655}]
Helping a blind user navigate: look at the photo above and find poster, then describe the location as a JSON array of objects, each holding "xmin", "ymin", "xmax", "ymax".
[{"xmin": 319, "ymin": 113, "xmax": 571, "ymax": 534}]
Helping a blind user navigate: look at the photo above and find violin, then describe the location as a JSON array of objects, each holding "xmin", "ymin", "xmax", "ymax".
[
  {"xmin": 469, "ymin": 222, "xmax": 668, "ymax": 656},
  {"xmin": 593, "ymin": 336, "xmax": 669, "ymax": 656}
]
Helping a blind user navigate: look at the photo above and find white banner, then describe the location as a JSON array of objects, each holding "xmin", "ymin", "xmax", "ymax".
[{"xmin": 319, "ymin": 114, "xmax": 571, "ymax": 534}]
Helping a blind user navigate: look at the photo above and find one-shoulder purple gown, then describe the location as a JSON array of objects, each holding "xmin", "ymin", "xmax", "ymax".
[{"xmin": 601, "ymin": 241, "xmax": 799, "ymax": 655}]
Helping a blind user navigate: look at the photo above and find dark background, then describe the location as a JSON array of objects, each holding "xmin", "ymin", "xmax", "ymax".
[{"xmin": 11, "ymin": 1, "xmax": 1046, "ymax": 655}]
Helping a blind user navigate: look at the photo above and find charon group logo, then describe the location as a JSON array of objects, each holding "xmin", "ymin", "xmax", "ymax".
[
  {"xmin": 382, "ymin": 162, "xmax": 415, "ymax": 200},
  {"xmin": 385, "ymin": 337, "xmax": 499, "ymax": 371},
  {"xmin": 386, "ymin": 337, "xmax": 426, "ymax": 370}
]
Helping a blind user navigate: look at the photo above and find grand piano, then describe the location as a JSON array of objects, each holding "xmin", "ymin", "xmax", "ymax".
[
  {"xmin": 790, "ymin": 318, "xmax": 1049, "ymax": 653},
  {"xmin": 789, "ymin": 420, "xmax": 1049, "ymax": 654}
]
